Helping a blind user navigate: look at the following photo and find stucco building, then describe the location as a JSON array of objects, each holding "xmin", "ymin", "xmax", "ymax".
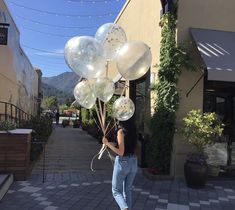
[
  {"xmin": 0, "ymin": 0, "xmax": 42, "ymax": 121},
  {"xmin": 115, "ymin": 0, "xmax": 235, "ymax": 177}
]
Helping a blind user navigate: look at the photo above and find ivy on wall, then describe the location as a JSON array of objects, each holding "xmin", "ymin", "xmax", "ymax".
[{"xmin": 147, "ymin": 5, "xmax": 194, "ymax": 174}]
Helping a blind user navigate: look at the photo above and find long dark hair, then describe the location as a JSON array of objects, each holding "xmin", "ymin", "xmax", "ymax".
[{"xmin": 117, "ymin": 119, "xmax": 137, "ymax": 155}]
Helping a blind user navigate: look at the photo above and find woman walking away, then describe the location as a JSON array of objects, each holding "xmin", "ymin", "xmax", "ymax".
[{"xmin": 102, "ymin": 120, "xmax": 137, "ymax": 210}]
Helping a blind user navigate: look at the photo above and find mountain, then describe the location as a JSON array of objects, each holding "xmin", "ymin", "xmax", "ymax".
[
  {"xmin": 42, "ymin": 72, "xmax": 80, "ymax": 95},
  {"xmin": 41, "ymin": 83, "xmax": 69, "ymax": 104},
  {"xmin": 42, "ymin": 72, "xmax": 80, "ymax": 104}
]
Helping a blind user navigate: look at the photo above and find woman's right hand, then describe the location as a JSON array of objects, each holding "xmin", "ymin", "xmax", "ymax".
[{"xmin": 102, "ymin": 137, "xmax": 108, "ymax": 145}]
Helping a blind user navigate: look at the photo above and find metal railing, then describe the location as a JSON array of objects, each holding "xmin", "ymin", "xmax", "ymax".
[{"xmin": 0, "ymin": 101, "xmax": 32, "ymax": 125}]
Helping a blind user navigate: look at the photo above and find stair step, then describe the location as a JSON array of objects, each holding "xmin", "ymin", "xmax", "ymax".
[{"xmin": 0, "ymin": 174, "xmax": 13, "ymax": 200}]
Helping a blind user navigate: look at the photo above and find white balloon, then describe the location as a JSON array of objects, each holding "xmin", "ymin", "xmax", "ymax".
[
  {"xmin": 97, "ymin": 60, "xmax": 122, "ymax": 83},
  {"xmin": 116, "ymin": 40, "xmax": 152, "ymax": 81},
  {"xmin": 95, "ymin": 23, "xmax": 127, "ymax": 60},
  {"xmin": 112, "ymin": 97, "xmax": 135, "ymax": 121},
  {"xmin": 93, "ymin": 77, "xmax": 115, "ymax": 103},
  {"xmin": 74, "ymin": 80, "xmax": 96, "ymax": 109},
  {"xmin": 64, "ymin": 36, "xmax": 107, "ymax": 79}
]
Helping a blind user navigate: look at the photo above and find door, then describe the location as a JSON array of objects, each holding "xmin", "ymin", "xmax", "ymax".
[{"xmin": 204, "ymin": 91, "xmax": 235, "ymax": 166}]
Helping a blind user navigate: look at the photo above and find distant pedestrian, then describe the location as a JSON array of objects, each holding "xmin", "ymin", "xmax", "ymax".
[
  {"xmin": 55, "ymin": 111, "xmax": 60, "ymax": 125},
  {"xmin": 102, "ymin": 120, "xmax": 137, "ymax": 210}
]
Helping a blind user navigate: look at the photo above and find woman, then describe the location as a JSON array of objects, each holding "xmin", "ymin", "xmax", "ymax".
[{"xmin": 102, "ymin": 120, "xmax": 137, "ymax": 210}]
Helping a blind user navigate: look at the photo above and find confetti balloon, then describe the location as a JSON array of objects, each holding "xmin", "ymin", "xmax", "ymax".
[
  {"xmin": 74, "ymin": 80, "xmax": 96, "ymax": 109},
  {"xmin": 116, "ymin": 40, "xmax": 152, "ymax": 81},
  {"xmin": 64, "ymin": 36, "xmax": 106, "ymax": 79},
  {"xmin": 112, "ymin": 97, "xmax": 135, "ymax": 121},
  {"xmin": 95, "ymin": 23, "xmax": 127, "ymax": 60},
  {"xmin": 93, "ymin": 77, "xmax": 115, "ymax": 103}
]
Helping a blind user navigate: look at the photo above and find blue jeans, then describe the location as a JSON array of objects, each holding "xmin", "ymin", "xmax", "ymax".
[{"xmin": 112, "ymin": 155, "xmax": 137, "ymax": 210}]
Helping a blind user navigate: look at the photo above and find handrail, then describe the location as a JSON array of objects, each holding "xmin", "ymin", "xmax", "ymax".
[{"xmin": 0, "ymin": 101, "xmax": 32, "ymax": 125}]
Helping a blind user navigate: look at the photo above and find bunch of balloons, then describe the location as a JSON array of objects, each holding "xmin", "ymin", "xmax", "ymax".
[
  {"xmin": 64, "ymin": 23, "xmax": 152, "ymax": 164},
  {"xmin": 65, "ymin": 23, "xmax": 152, "ymax": 122}
]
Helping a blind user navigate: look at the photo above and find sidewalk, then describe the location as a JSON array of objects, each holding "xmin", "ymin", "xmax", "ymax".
[{"xmin": 0, "ymin": 125, "xmax": 235, "ymax": 210}]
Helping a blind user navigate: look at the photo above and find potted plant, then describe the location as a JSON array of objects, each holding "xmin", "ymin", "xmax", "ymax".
[{"xmin": 182, "ymin": 109, "xmax": 224, "ymax": 188}]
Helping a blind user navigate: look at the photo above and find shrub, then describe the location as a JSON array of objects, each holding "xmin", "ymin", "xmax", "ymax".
[
  {"xmin": 182, "ymin": 109, "xmax": 224, "ymax": 165},
  {"xmin": 0, "ymin": 120, "xmax": 16, "ymax": 132},
  {"xmin": 62, "ymin": 119, "xmax": 70, "ymax": 127},
  {"xmin": 20, "ymin": 115, "xmax": 53, "ymax": 161}
]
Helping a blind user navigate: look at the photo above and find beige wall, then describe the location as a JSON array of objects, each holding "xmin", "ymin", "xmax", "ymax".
[
  {"xmin": 0, "ymin": 0, "xmax": 39, "ymax": 117},
  {"xmin": 115, "ymin": 0, "xmax": 161, "ymax": 73},
  {"xmin": 115, "ymin": 0, "xmax": 162, "ymax": 131},
  {"xmin": 177, "ymin": 0, "xmax": 235, "ymax": 43},
  {"xmin": 172, "ymin": 0, "xmax": 235, "ymax": 178}
]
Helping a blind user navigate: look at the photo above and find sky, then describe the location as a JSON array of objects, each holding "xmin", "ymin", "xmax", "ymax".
[{"xmin": 5, "ymin": 0, "xmax": 126, "ymax": 77}]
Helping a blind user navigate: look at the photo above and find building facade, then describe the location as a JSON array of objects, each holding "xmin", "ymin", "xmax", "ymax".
[
  {"xmin": 115, "ymin": 0, "xmax": 235, "ymax": 177},
  {"xmin": 0, "ymin": 0, "xmax": 42, "ymax": 120}
]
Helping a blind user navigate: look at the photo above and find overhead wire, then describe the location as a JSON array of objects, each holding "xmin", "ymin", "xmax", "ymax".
[
  {"xmin": 65, "ymin": 0, "xmax": 121, "ymax": 3},
  {"xmin": 28, "ymin": 53, "xmax": 66, "ymax": 61},
  {"xmin": 21, "ymin": 26, "xmax": 80, "ymax": 38},
  {"xmin": 15, "ymin": 15, "xmax": 98, "ymax": 29},
  {"xmin": 6, "ymin": 0, "xmax": 124, "ymax": 76},
  {"xmin": 22, "ymin": 45, "xmax": 64, "ymax": 55},
  {"xmin": 7, "ymin": 1, "xmax": 118, "ymax": 18}
]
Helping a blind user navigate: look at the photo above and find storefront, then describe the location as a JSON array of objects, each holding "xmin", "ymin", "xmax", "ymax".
[{"xmin": 191, "ymin": 28, "xmax": 235, "ymax": 170}]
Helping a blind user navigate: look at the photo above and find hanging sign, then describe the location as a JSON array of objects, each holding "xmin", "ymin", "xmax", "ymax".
[{"xmin": 0, "ymin": 27, "xmax": 8, "ymax": 45}]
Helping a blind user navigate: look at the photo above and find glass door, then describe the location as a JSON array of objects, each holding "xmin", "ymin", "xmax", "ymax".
[{"xmin": 204, "ymin": 92, "xmax": 231, "ymax": 166}]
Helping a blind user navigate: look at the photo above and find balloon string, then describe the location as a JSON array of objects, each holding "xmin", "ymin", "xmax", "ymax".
[
  {"xmin": 98, "ymin": 144, "xmax": 106, "ymax": 159},
  {"xmin": 92, "ymin": 100, "xmax": 108, "ymax": 170},
  {"xmin": 121, "ymin": 80, "xmax": 127, "ymax": 97},
  {"xmin": 90, "ymin": 144, "xmax": 107, "ymax": 171},
  {"xmin": 105, "ymin": 61, "xmax": 109, "ymax": 77},
  {"xmin": 98, "ymin": 99, "xmax": 105, "ymax": 129},
  {"xmin": 104, "ymin": 120, "xmax": 111, "ymax": 135},
  {"xmin": 107, "ymin": 149, "xmax": 114, "ymax": 166},
  {"xmin": 95, "ymin": 104, "xmax": 105, "ymax": 135},
  {"xmin": 91, "ymin": 146, "xmax": 114, "ymax": 171}
]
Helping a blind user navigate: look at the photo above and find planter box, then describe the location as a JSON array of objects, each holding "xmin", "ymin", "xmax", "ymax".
[{"xmin": 0, "ymin": 129, "xmax": 32, "ymax": 181}]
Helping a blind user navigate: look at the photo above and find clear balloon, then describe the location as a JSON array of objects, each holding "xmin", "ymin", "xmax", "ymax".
[
  {"xmin": 74, "ymin": 80, "xmax": 96, "ymax": 109},
  {"xmin": 116, "ymin": 40, "xmax": 152, "ymax": 81},
  {"xmin": 96, "ymin": 60, "xmax": 122, "ymax": 83},
  {"xmin": 112, "ymin": 97, "xmax": 135, "ymax": 121},
  {"xmin": 93, "ymin": 77, "xmax": 115, "ymax": 103},
  {"xmin": 95, "ymin": 23, "xmax": 127, "ymax": 60},
  {"xmin": 64, "ymin": 36, "xmax": 107, "ymax": 79}
]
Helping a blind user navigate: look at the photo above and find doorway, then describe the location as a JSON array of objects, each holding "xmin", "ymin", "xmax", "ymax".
[{"xmin": 204, "ymin": 80, "xmax": 235, "ymax": 168}]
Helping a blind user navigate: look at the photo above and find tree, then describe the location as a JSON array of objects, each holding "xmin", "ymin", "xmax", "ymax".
[
  {"xmin": 65, "ymin": 96, "xmax": 75, "ymax": 107},
  {"xmin": 42, "ymin": 96, "xmax": 58, "ymax": 111}
]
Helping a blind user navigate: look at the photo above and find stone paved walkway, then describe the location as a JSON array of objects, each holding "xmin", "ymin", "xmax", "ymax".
[{"xmin": 1, "ymin": 125, "xmax": 235, "ymax": 210}]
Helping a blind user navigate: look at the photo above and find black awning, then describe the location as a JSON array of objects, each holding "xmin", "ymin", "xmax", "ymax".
[{"xmin": 190, "ymin": 28, "xmax": 235, "ymax": 82}]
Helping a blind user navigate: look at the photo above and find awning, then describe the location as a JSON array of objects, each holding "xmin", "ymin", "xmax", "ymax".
[{"xmin": 190, "ymin": 28, "xmax": 235, "ymax": 82}]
